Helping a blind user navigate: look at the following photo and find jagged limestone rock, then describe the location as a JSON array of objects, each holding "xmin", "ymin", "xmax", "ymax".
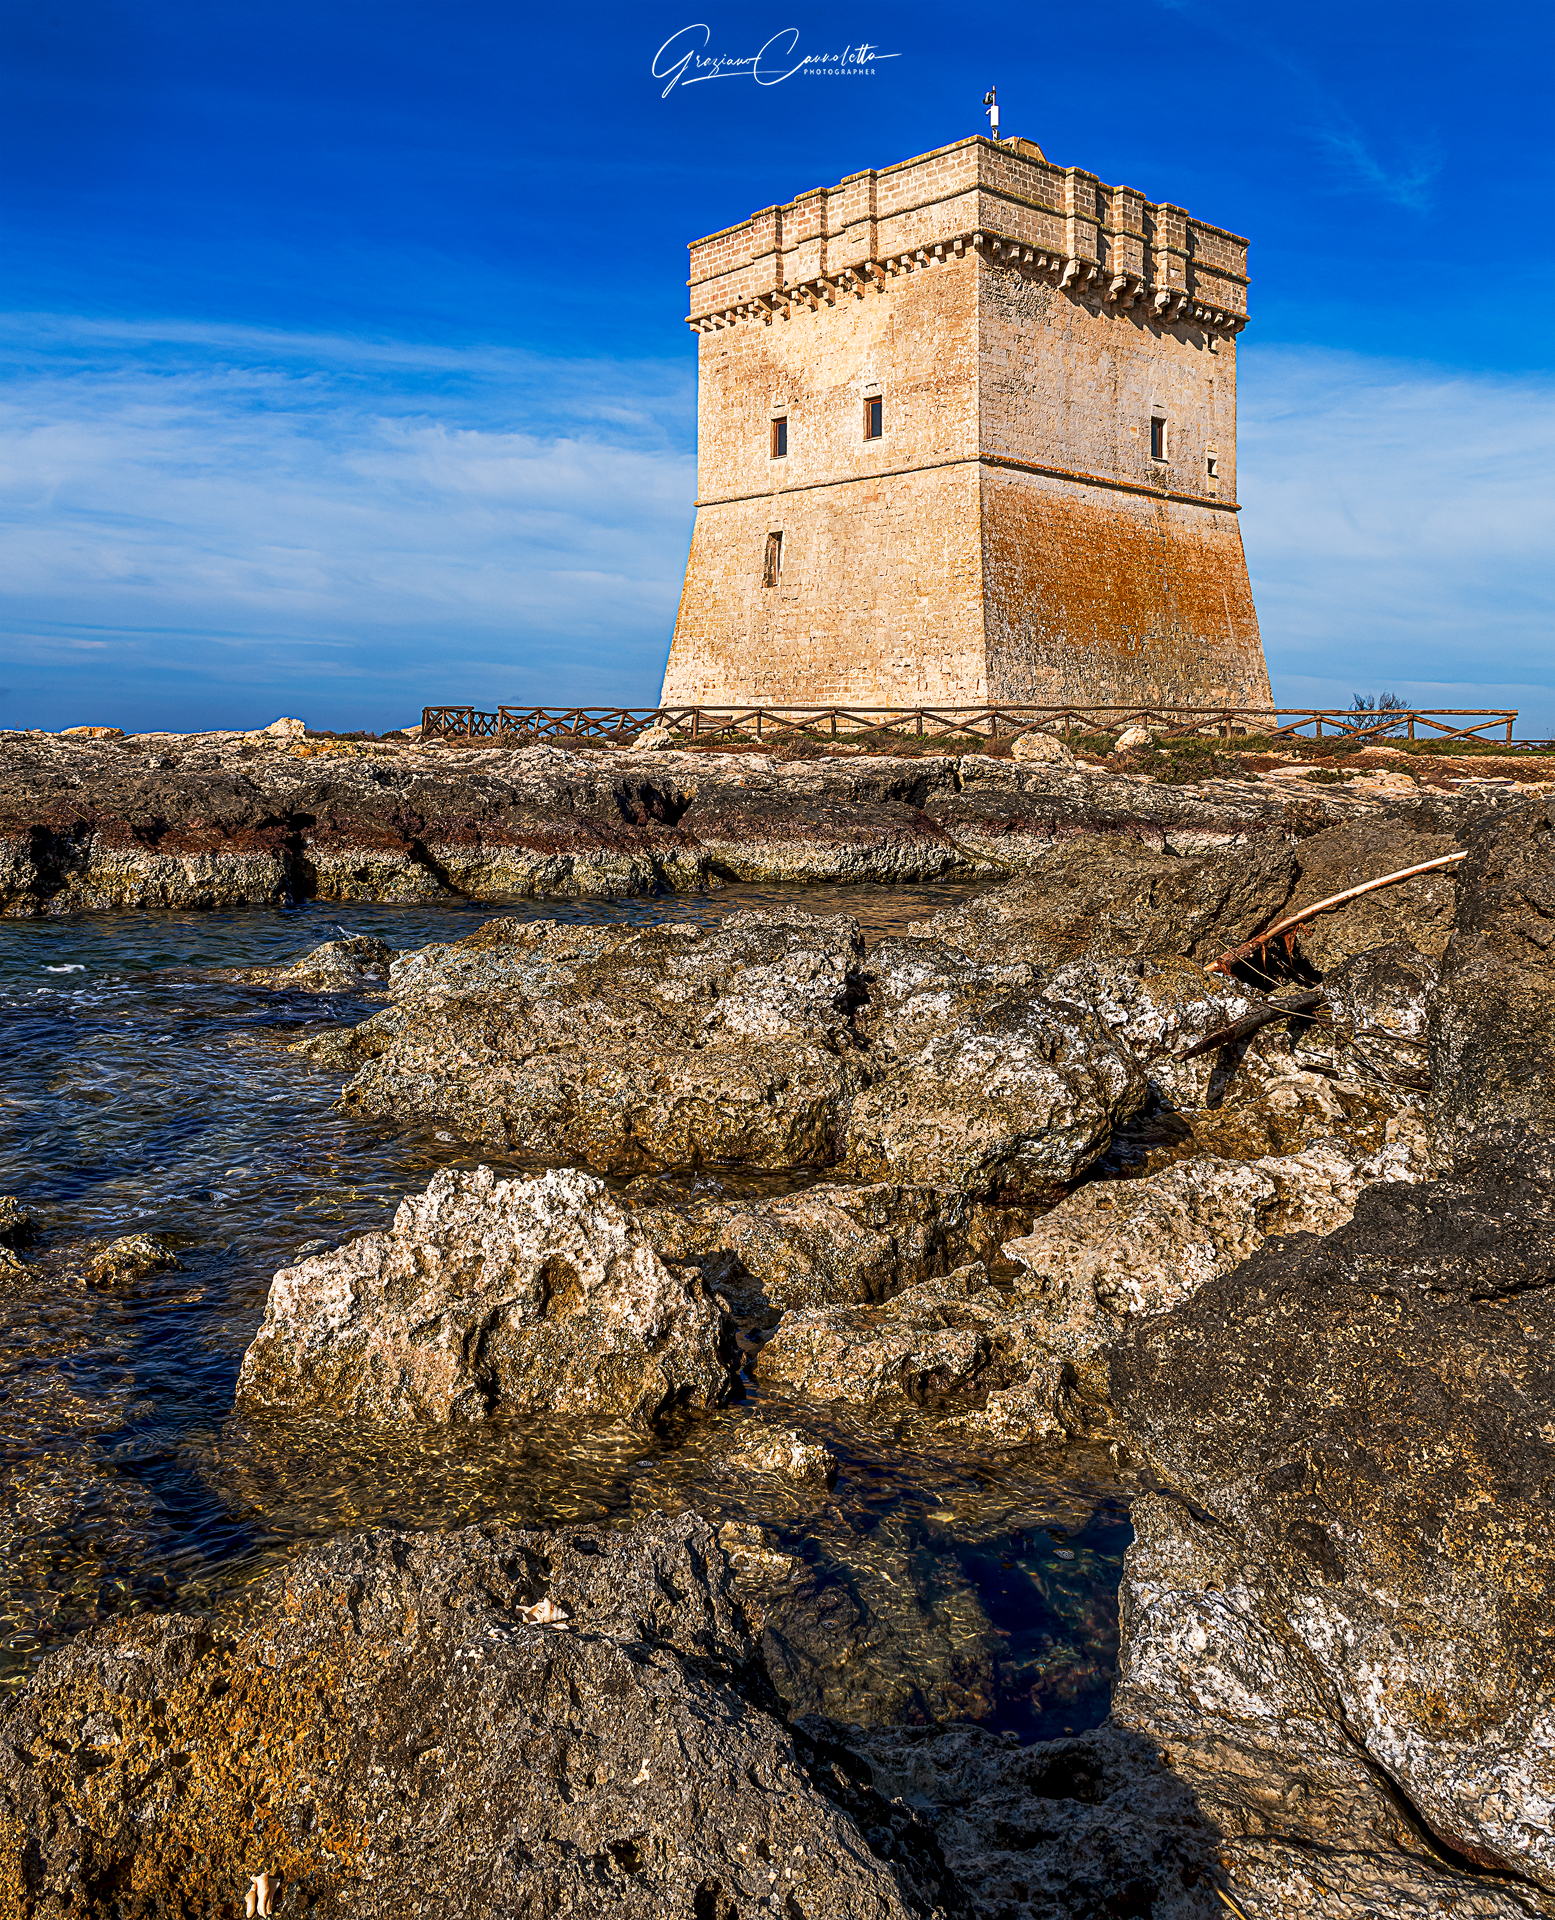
[
  {"xmin": 722, "ymin": 1421, "xmax": 837, "ymax": 1485},
  {"xmin": 834, "ymin": 1721, "xmax": 1223, "ymax": 1920},
  {"xmin": 235, "ymin": 934, "xmax": 393, "ymax": 992},
  {"xmin": 846, "ymin": 938, "xmax": 1146, "ymax": 1196},
  {"xmin": 1009, "ymin": 730, "xmax": 1075, "ymax": 766},
  {"xmin": 84, "ymin": 1234, "xmax": 175, "ymax": 1290},
  {"xmin": 1430, "ymin": 798, "xmax": 1555, "ymax": 1170},
  {"xmin": 1109, "ymin": 1124, "xmax": 1555, "ymax": 1909},
  {"xmin": 235, "ymin": 1166, "xmax": 734, "ymax": 1427},
  {"xmin": 631, "ymin": 1177, "xmax": 1030, "ymax": 1315},
  {"xmin": 955, "ymin": 1122, "xmax": 1430, "ymax": 1443},
  {"xmin": 917, "ymin": 833, "xmax": 1297, "ymax": 971},
  {"xmin": 757, "ymin": 1265, "xmax": 1024, "ymax": 1412},
  {"xmin": 1282, "ymin": 818, "xmax": 1460, "ymax": 969}
]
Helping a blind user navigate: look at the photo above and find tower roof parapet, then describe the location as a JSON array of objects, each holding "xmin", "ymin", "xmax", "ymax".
[{"xmin": 685, "ymin": 134, "xmax": 1249, "ymax": 336}]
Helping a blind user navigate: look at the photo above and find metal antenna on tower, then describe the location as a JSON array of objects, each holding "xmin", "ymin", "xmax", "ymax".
[{"xmin": 983, "ymin": 87, "xmax": 999, "ymax": 141}]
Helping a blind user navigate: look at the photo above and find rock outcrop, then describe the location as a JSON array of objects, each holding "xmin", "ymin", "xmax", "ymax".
[
  {"xmin": 1279, "ymin": 817, "xmax": 1460, "ymax": 967},
  {"xmin": 12, "ymin": 736, "xmax": 1551, "ymax": 1920},
  {"xmin": 961, "ymin": 1121, "xmax": 1429, "ymax": 1442},
  {"xmin": 235, "ymin": 1166, "xmax": 733, "ymax": 1426},
  {"xmin": 235, "ymin": 933, "xmax": 394, "ymax": 992},
  {"xmin": 0, "ymin": 726, "xmax": 1479, "ymax": 915},
  {"xmin": 632, "ymin": 1177, "xmax": 1030, "ymax": 1316},
  {"xmin": 323, "ymin": 912, "xmax": 1144, "ymax": 1194},
  {"xmin": 332, "ymin": 910, "xmax": 873, "ymax": 1175},
  {"xmin": 1430, "ymin": 798, "xmax": 1555, "ymax": 1169},
  {"xmin": 916, "ymin": 834, "xmax": 1297, "ymax": 971},
  {"xmin": 837, "ymin": 1722, "xmax": 1223, "ymax": 1920},
  {"xmin": 758, "ymin": 1266, "xmax": 1018, "ymax": 1411},
  {"xmin": 759, "ymin": 1123, "xmax": 1428, "ymax": 1442},
  {"xmin": 845, "ymin": 938, "xmax": 1145, "ymax": 1195},
  {"xmin": 0, "ymin": 1514, "xmax": 957, "ymax": 1918},
  {"xmin": 1107, "ymin": 1124, "xmax": 1555, "ymax": 1913}
]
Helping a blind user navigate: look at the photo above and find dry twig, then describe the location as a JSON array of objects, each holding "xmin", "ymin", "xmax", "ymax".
[
  {"xmin": 1178, "ymin": 992, "xmax": 1322, "ymax": 1060},
  {"xmin": 1205, "ymin": 852, "xmax": 1467, "ymax": 976}
]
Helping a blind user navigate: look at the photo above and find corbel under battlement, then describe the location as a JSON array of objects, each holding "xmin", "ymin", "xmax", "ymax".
[{"xmin": 688, "ymin": 229, "xmax": 1247, "ymax": 336}]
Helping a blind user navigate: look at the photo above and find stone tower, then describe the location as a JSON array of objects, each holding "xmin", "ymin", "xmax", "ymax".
[{"xmin": 661, "ymin": 134, "xmax": 1272, "ymax": 710}]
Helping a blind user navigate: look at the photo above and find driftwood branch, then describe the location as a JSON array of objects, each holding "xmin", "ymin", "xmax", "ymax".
[
  {"xmin": 1179, "ymin": 992, "xmax": 1322, "ymax": 1060},
  {"xmin": 1205, "ymin": 852, "xmax": 1467, "ymax": 977}
]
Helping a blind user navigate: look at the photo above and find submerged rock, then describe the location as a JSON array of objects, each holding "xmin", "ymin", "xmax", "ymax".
[
  {"xmin": 235, "ymin": 1166, "xmax": 734, "ymax": 1427},
  {"xmin": 235, "ymin": 933, "xmax": 393, "ymax": 991},
  {"xmin": 0, "ymin": 1514, "xmax": 954, "ymax": 1918},
  {"xmin": 1108, "ymin": 1123, "xmax": 1555, "ymax": 1908},
  {"xmin": 84, "ymin": 1233, "xmax": 176, "ymax": 1289},
  {"xmin": 0, "ymin": 1196, "xmax": 33, "ymax": 1245},
  {"xmin": 723, "ymin": 1421, "xmax": 837, "ymax": 1485}
]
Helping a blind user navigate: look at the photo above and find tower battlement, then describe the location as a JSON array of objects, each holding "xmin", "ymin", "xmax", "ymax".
[
  {"xmin": 687, "ymin": 136, "xmax": 1249, "ymax": 338},
  {"xmin": 661, "ymin": 136, "xmax": 1271, "ymax": 711}
]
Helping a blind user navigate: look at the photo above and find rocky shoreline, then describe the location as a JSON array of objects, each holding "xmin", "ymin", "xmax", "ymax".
[
  {"xmin": 1, "ymin": 737, "xmax": 1552, "ymax": 1918},
  {"xmin": 3, "ymin": 724, "xmax": 1545, "ymax": 916}
]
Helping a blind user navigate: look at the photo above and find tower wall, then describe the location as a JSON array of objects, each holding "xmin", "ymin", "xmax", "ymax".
[
  {"xmin": 665, "ymin": 247, "xmax": 986, "ymax": 705},
  {"xmin": 662, "ymin": 136, "xmax": 1271, "ymax": 710},
  {"xmin": 976, "ymin": 250, "xmax": 1269, "ymax": 705},
  {"xmin": 980, "ymin": 471, "xmax": 1267, "ymax": 704}
]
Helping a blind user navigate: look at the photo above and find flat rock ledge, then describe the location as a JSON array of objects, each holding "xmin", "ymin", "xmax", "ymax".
[{"xmin": 0, "ymin": 728, "xmax": 1495, "ymax": 915}]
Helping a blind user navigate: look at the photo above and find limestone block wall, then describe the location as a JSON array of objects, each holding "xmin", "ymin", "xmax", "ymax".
[
  {"xmin": 663, "ymin": 134, "xmax": 1271, "ymax": 710},
  {"xmin": 978, "ymin": 264, "xmax": 1239, "ymax": 502},
  {"xmin": 669, "ymin": 467, "xmax": 986, "ymax": 705},
  {"xmin": 666, "ymin": 251, "xmax": 985, "ymax": 706}
]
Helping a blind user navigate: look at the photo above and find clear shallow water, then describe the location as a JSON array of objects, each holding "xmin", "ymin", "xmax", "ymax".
[{"xmin": 0, "ymin": 886, "xmax": 1130, "ymax": 1738}]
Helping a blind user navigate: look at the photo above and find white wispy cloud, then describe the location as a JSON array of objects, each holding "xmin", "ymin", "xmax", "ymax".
[
  {"xmin": 1306, "ymin": 117, "xmax": 1440, "ymax": 213},
  {"xmin": 0, "ymin": 317, "xmax": 696, "ymax": 731},
  {"xmin": 2, "ymin": 319, "xmax": 1550, "ymax": 740},
  {"xmin": 1241, "ymin": 345, "xmax": 1555, "ymax": 734}
]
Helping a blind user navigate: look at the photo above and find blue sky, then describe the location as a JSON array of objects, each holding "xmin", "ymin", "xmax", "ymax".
[{"xmin": 2, "ymin": 1, "xmax": 1551, "ymax": 734}]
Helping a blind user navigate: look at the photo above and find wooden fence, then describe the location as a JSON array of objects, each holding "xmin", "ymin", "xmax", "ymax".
[{"xmin": 421, "ymin": 703, "xmax": 1520, "ymax": 747}]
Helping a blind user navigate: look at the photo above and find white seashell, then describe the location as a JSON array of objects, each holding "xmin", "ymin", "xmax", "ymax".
[
  {"xmin": 245, "ymin": 1872, "xmax": 275, "ymax": 1916},
  {"xmin": 520, "ymin": 1596, "xmax": 570, "ymax": 1628}
]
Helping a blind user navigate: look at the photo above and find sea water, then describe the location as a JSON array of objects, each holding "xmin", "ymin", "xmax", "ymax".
[{"xmin": 0, "ymin": 887, "xmax": 1130, "ymax": 1738}]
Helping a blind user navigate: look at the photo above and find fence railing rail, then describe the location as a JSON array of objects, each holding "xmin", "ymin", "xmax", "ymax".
[{"xmin": 422, "ymin": 703, "xmax": 1521, "ymax": 747}]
